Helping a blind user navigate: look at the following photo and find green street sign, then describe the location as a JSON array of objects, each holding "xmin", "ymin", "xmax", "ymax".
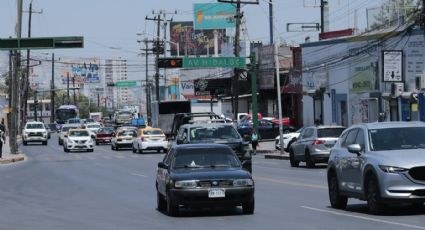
[
  {"xmin": 183, "ymin": 57, "xmax": 246, "ymax": 68},
  {"xmin": 115, "ymin": 81, "xmax": 137, "ymax": 87},
  {"xmin": 0, "ymin": 36, "xmax": 84, "ymax": 50}
]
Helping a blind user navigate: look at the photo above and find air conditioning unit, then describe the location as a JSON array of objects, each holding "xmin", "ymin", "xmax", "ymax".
[{"xmin": 391, "ymin": 82, "xmax": 404, "ymax": 97}]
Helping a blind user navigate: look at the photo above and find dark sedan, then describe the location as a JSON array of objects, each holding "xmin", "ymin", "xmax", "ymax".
[
  {"xmin": 237, "ymin": 119, "xmax": 295, "ymax": 140},
  {"xmin": 156, "ymin": 144, "xmax": 255, "ymax": 216},
  {"xmin": 95, "ymin": 127, "xmax": 115, "ymax": 145}
]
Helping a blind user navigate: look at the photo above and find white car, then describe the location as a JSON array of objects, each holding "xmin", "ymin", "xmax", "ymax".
[
  {"xmin": 275, "ymin": 128, "xmax": 304, "ymax": 151},
  {"xmin": 58, "ymin": 124, "xmax": 81, "ymax": 145},
  {"xmin": 86, "ymin": 122, "xmax": 102, "ymax": 136},
  {"xmin": 63, "ymin": 129, "xmax": 94, "ymax": 152},
  {"xmin": 22, "ymin": 121, "xmax": 49, "ymax": 145},
  {"xmin": 111, "ymin": 129, "xmax": 137, "ymax": 150},
  {"xmin": 132, "ymin": 127, "xmax": 168, "ymax": 153}
]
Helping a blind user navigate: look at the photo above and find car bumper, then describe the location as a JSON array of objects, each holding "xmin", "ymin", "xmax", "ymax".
[
  {"xmin": 116, "ymin": 140, "xmax": 133, "ymax": 148},
  {"xmin": 66, "ymin": 143, "xmax": 93, "ymax": 150},
  {"xmin": 24, "ymin": 136, "xmax": 48, "ymax": 142},
  {"xmin": 141, "ymin": 141, "xmax": 168, "ymax": 150},
  {"xmin": 310, "ymin": 149, "xmax": 330, "ymax": 163},
  {"xmin": 379, "ymin": 171, "xmax": 425, "ymax": 201},
  {"xmin": 96, "ymin": 137, "xmax": 112, "ymax": 143},
  {"xmin": 169, "ymin": 187, "xmax": 254, "ymax": 207}
]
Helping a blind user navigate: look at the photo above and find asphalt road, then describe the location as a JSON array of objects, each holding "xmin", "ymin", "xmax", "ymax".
[{"xmin": 0, "ymin": 133, "xmax": 424, "ymax": 230}]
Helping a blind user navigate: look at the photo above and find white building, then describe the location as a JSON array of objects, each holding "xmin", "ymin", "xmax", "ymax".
[{"xmin": 104, "ymin": 58, "xmax": 131, "ymax": 109}]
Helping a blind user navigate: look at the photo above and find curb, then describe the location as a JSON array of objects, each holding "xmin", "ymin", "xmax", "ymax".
[
  {"xmin": 0, "ymin": 155, "xmax": 25, "ymax": 164},
  {"xmin": 264, "ymin": 154, "xmax": 290, "ymax": 160}
]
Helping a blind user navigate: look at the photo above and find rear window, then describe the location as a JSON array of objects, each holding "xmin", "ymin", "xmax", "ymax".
[
  {"xmin": 143, "ymin": 130, "xmax": 163, "ymax": 135},
  {"xmin": 26, "ymin": 123, "xmax": 44, "ymax": 129},
  {"xmin": 118, "ymin": 130, "xmax": 136, "ymax": 136},
  {"xmin": 190, "ymin": 125, "xmax": 240, "ymax": 140},
  {"xmin": 317, "ymin": 128, "xmax": 345, "ymax": 138}
]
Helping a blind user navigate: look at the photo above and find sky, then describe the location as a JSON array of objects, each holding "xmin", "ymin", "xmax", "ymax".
[{"xmin": 0, "ymin": 0, "xmax": 385, "ymax": 78}]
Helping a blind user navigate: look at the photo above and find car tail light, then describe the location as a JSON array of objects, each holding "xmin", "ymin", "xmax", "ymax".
[{"xmin": 313, "ymin": 140, "xmax": 324, "ymax": 145}]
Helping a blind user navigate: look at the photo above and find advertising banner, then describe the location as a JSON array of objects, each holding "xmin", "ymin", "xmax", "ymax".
[
  {"xmin": 60, "ymin": 58, "xmax": 101, "ymax": 85},
  {"xmin": 170, "ymin": 21, "xmax": 224, "ymax": 56},
  {"xmin": 193, "ymin": 3, "xmax": 236, "ymax": 30}
]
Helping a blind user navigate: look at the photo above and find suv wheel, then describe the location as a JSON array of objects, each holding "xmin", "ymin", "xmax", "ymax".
[
  {"xmin": 166, "ymin": 192, "xmax": 179, "ymax": 217},
  {"xmin": 242, "ymin": 197, "xmax": 255, "ymax": 214},
  {"xmin": 157, "ymin": 191, "xmax": 166, "ymax": 212},
  {"xmin": 289, "ymin": 148, "xmax": 299, "ymax": 167},
  {"xmin": 305, "ymin": 150, "xmax": 315, "ymax": 168},
  {"xmin": 366, "ymin": 176, "xmax": 385, "ymax": 214},
  {"xmin": 328, "ymin": 172, "xmax": 347, "ymax": 209}
]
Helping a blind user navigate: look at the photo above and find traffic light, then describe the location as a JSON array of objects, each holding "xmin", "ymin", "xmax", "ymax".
[{"xmin": 157, "ymin": 57, "xmax": 183, "ymax": 68}]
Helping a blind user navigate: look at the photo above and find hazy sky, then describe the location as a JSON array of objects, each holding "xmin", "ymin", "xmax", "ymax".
[{"xmin": 0, "ymin": 0, "xmax": 383, "ymax": 76}]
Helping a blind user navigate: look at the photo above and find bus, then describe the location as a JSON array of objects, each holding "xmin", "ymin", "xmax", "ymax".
[{"xmin": 56, "ymin": 105, "xmax": 79, "ymax": 125}]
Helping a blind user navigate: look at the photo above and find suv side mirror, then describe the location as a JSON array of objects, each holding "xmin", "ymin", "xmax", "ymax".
[
  {"xmin": 158, "ymin": 162, "xmax": 168, "ymax": 169},
  {"xmin": 347, "ymin": 144, "xmax": 362, "ymax": 155},
  {"xmin": 64, "ymin": 134, "xmax": 68, "ymax": 138}
]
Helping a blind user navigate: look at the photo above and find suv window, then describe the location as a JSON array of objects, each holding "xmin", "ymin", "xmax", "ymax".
[
  {"xmin": 302, "ymin": 128, "xmax": 314, "ymax": 139},
  {"xmin": 355, "ymin": 129, "xmax": 365, "ymax": 151},
  {"xmin": 342, "ymin": 129, "xmax": 358, "ymax": 148}
]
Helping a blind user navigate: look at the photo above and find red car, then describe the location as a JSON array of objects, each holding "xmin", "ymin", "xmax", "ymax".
[
  {"xmin": 95, "ymin": 127, "xmax": 115, "ymax": 145},
  {"xmin": 272, "ymin": 117, "xmax": 292, "ymax": 126}
]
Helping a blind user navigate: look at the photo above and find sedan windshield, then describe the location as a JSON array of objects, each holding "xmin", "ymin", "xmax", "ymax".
[
  {"xmin": 369, "ymin": 127, "xmax": 425, "ymax": 151},
  {"xmin": 172, "ymin": 149, "xmax": 240, "ymax": 169},
  {"xmin": 69, "ymin": 131, "xmax": 89, "ymax": 137}
]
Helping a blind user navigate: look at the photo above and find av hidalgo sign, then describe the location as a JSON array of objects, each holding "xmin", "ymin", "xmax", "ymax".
[
  {"xmin": 183, "ymin": 57, "xmax": 245, "ymax": 68},
  {"xmin": 193, "ymin": 3, "xmax": 236, "ymax": 29}
]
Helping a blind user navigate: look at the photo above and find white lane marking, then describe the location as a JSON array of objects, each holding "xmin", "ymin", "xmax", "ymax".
[
  {"xmin": 301, "ymin": 206, "xmax": 425, "ymax": 230},
  {"xmin": 130, "ymin": 173, "xmax": 148, "ymax": 178}
]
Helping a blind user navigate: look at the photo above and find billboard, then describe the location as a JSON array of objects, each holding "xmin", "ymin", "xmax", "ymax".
[
  {"xmin": 194, "ymin": 3, "xmax": 236, "ymax": 29},
  {"xmin": 60, "ymin": 58, "xmax": 101, "ymax": 85},
  {"xmin": 170, "ymin": 21, "xmax": 224, "ymax": 56}
]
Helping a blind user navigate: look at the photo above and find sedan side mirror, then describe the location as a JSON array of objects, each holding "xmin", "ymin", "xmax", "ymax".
[
  {"xmin": 347, "ymin": 144, "xmax": 362, "ymax": 155},
  {"xmin": 158, "ymin": 162, "xmax": 168, "ymax": 169}
]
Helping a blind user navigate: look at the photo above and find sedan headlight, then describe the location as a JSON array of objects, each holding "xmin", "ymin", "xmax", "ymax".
[
  {"xmin": 379, "ymin": 165, "xmax": 408, "ymax": 174},
  {"xmin": 233, "ymin": 179, "xmax": 254, "ymax": 187},
  {"xmin": 174, "ymin": 180, "xmax": 198, "ymax": 188}
]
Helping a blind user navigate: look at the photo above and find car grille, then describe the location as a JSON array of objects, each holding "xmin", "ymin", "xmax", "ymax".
[
  {"xmin": 76, "ymin": 140, "xmax": 87, "ymax": 144},
  {"xmin": 408, "ymin": 167, "xmax": 425, "ymax": 181},
  {"xmin": 198, "ymin": 180, "xmax": 233, "ymax": 188},
  {"xmin": 412, "ymin": 189, "xmax": 425, "ymax": 197},
  {"xmin": 28, "ymin": 132, "xmax": 42, "ymax": 137}
]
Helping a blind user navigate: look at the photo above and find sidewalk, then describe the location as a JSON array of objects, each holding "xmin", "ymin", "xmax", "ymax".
[
  {"xmin": 0, "ymin": 137, "xmax": 25, "ymax": 164},
  {"xmin": 255, "ymin": 141, "xmax": 289, "ymax": 160}
]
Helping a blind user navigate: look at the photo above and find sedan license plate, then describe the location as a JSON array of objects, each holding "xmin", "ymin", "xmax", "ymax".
[{"xmin": 208, "ymin": 188, "xmax": 225, "ymax": 198}]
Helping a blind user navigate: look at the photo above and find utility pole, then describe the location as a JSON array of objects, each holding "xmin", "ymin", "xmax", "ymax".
[
  {"xmin": 218, "ymin": 0, "xmax": 258, "ymax": 120},
  {"xmin": 67, "ymin": 72, "xmax": 70, "ymax": 104},
  {"xmin": 50, "ymin": 53, "xmax": 55, "ymax": 123},
  {"xmin": 146, "ymin": 13, "xmax": 173, "ymax": 103},
  {"xmin": 320, "ymin": 0, "xmax": 329, "ymax": 33},
  {"xmin": 9, "ymin": 0, "xmax": 23, "ymax": 155},
  {"xmin": 34, "ymin": 90, "xmax": 37, "ymax": 121},
  {"xmin": 269, "ymin": 0, "xmax": 273, "ymax": 44},
  {"xmin": 22, "ymin": 2, "xmax": 42, "ymax": 127},
  {"xmin": 72, "ymin": 76, "xmax": 76, "ymax": 104}
]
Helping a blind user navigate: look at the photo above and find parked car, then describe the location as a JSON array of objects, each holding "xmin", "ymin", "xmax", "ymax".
[
  {"xmin": 111, "ymin": 129, "xmax": 137, "ymax": 150},
  {"xmin": 58, "ymin": 124, "xmax": 81, "ymax": 145},
  {"xmin": 95, "ymin": 127, "xmax": 115, "ymax": 145},
  {"xmin": 237, "ymin": 119, "xmax": 295, "ymax": 140},
  {"xmin": 63, "ymin": 129, "xmax": 94, "ymax": 152},
  {"xmin": 289, "ymin": 125, "xmax": 345, "ymax": 168},
  {"xmin": 22, "ymin": 121, "xmax": 49, "ymax": 145},
  {"xmin": 156, "ymin": 144, "xmax": 255, "ymax": 216},
  {"xmin": 275, "ymin": 128, "xmax": 304, "ymax": 151},
  {"xmin": 327, "ymin": 121, "xmax": 425, "ymax": 214},
  {"xmin": 176, "ymin": 123, "xmax": 251, "ymax": 172},
  {"xmin": 132, "ymin": 127, "xmax": 168, "ymax": 153}
]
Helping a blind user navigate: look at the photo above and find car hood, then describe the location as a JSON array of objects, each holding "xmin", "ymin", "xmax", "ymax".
[
  {"xmin": 368, "ymin": 149, "xmax": 425, "ymax": 168},
  {"xmin": 171, "ymin": 168, "xmax": 251, "ymax": 181}
]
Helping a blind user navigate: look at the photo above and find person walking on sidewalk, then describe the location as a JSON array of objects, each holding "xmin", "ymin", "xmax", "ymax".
[
  {"xmin": 0, "ymin": 120, "xmax": 5, "ymax": 158},
  {"xmin": 251, "ymin": 130, "xmax": 259, "ymax": 155}
]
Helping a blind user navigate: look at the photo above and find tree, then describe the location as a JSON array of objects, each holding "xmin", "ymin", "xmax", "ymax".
[{"xmin": 370, "ymin": 0, "xmax": 419, "ymax": 30}]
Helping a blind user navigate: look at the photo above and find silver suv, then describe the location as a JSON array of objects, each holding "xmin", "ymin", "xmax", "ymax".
[
  {"xmin": 327, "ymin": 122, "xmax": 425, "ymax": 214},
  {"xmin": 289, "ymin": 125, "xmax": 345, "ymax": 168}
]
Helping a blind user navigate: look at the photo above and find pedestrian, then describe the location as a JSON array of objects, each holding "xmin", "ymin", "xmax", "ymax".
[
  {"xmin": 251, "ymin": 130, "xmax": 258, "ymax": 155},
  {"xmin": 0, "ymin": 129, "xmax": 5, "ymax": 159}
]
